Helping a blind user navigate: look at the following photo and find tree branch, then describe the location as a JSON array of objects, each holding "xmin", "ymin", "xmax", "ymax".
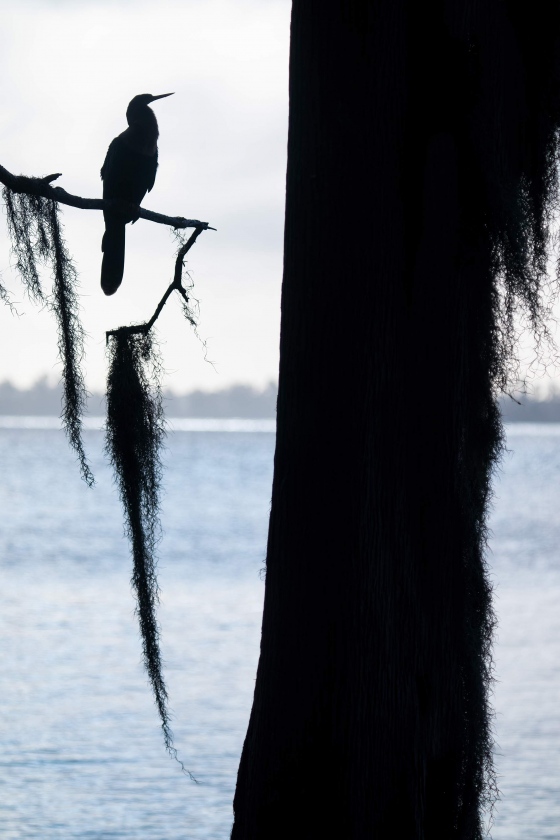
[
  {"xmin": 0, "ymin": 164, "xmax": 215, "ymax": 231},
  {"xmin": 106, "ymin": 225, "xmax": 204, "ymax": 343}
]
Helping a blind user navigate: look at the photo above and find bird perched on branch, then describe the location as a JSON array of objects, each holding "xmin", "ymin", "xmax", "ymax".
[{"xmin": 100, "ymin": 92, "xmax": 173, "ymax": 295}]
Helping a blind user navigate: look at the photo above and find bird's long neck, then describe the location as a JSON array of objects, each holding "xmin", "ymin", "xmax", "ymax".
[{"xmin": 125, "ymin": 106, "xmax": 159, "ymax": 155}]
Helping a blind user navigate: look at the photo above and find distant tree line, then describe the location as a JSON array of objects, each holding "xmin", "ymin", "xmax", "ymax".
[
  {"xmin": 499, "ymin": 393, "xmax": 560, "ymax": 423},
  {"xmin": 5, "ymin": 378, "xmax": 560, "ymax": 422},
  {"xmin": 0, "ymin": 377, "xmax": 278, "ymax": 419}
]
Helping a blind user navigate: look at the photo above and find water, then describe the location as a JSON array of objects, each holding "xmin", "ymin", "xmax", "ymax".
[
  {"xmin": 0, "ymin": 423, "xmax": 559, "ymax": 838},
  {"xmin": 488, "ymin": 425, "xmax": 560, "ymax": 838}
]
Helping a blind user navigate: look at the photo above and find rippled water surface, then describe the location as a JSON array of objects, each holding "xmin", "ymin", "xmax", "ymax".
[{"xmin": 0, "ymin": 423, "xmax": 559, "ymax": 838}]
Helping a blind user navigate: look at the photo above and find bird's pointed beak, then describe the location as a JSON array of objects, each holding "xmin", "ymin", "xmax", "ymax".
[{"xmin": 150, "ymin": 93, "xmax": 174, "ymax": 102}]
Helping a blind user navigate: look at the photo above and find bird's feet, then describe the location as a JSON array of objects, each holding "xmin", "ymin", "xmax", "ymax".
[{"xmin": 127, "ymin": 202, "xmax": 141, "ymax": 224}]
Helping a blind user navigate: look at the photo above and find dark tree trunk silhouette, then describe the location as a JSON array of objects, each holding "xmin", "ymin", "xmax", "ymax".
[{"xmin": 232, "ymin": 3, "xmax": 560, "ymax": 838}]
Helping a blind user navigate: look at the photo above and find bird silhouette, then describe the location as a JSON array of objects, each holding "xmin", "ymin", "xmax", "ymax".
[{"xmin": 100, "ymin": 92, "xmax": 173, "ymax": 295}]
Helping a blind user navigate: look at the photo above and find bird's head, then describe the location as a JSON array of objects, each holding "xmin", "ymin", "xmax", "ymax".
[{"xmin": 126, "ymin": 93, "xmax": 174, "ymax": 124}]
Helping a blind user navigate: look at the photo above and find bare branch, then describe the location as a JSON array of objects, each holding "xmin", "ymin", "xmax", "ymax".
[
  {"xmin": 0, "ymin": 164, "xmax": 215, "ymax": 231},
  {"xmin": 105, "ymin": 225, "xmax": 205, "ymax": 343}
]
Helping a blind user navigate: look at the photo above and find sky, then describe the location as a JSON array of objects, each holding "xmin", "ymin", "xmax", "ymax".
[{"xmin": 0, "ymin": 0, "xmax": 290, "ymax": 393}]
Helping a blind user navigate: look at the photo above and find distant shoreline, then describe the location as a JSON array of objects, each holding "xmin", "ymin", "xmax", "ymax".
[
  {"xmin": 2, "ymin": 379, "xmax": 560, "ymax": 422},
  {"xmin": 499, "ymin": 397, "xmax": 560, "ymax": 423},
  {"xmin": 0, "ymin": 379, "xmax": 277, "ymax": 420},
  {"xmin": 0, "ymin": 413, "xmax": 559, "ymax": 429}
]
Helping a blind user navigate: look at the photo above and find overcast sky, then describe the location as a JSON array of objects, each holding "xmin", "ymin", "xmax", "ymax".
[{"xmin": 0, "ymin": 0, "xmax": 290, "ymax": 393}]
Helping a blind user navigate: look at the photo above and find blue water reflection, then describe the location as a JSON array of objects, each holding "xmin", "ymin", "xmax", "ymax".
[{"xmin": 0, "ymin": 424, "xmax": 559, "ymax": 838}]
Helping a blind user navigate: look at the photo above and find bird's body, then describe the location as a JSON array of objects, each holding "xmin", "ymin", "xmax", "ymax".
[{"xmin": 100, "ymin": 93, "xmax": 173, "ymax": 295}]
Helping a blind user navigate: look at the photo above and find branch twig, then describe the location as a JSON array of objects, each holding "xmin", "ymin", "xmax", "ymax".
[
  {"xmin": 0, "ymin": 164, "xmax": 215, "ymax": 231},
  {"xmin": 106, "ymin": 225, "xmax": 205, "ymax": 343}
]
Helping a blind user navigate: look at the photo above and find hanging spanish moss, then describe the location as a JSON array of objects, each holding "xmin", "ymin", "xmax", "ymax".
[
  {"xmin": 105, "ymin": 327, "xmax": 196, "ymax": 780},
  {"xmin": 3, "ymin": 187, "xmax": 49, "ymax": 302},
  {"xmin": 106, "ymin": 330, "xmax": 165, "ymax": 741},
  {"xmin": 174, "ymin": 230, "xmax": 215, "ymax": 367},
  {"xmin": 0, "ymin": 163, "xmax": 213, "ymax": 778},
  {"xmin": 1, "ymin": 187, "xmax": 209, "ymax": 772},
  {"xmin": 47, "ymin": 201, "xmax": 93, "ymax": 486},
  {"xmin": 0, "ymin": 276, "xmax": 15, "ymax": 312},
  {"xmin": 104, "ymin": 229, "xmax": 207, "ymax": 779},
  {"xmin": 2, "ymin": 187, "xmax": 93, "ymax": 485}
]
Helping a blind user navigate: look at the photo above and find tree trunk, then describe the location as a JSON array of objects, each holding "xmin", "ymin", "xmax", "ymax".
[{"xmin": 231, "ymin": 3, "xmax": 560, "ymax": 837}]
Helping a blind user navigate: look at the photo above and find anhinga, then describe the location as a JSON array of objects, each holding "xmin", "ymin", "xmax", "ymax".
[{"xmin": 100, "ymin": 92, "xmax": 173, "ymax": 295}]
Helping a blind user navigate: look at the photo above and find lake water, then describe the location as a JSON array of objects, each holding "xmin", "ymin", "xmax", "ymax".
[{"xmin": 0, "ymin": 422, "xmax": 559, "ymax": 838}]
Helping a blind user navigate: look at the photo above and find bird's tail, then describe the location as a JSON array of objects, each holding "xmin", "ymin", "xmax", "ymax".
[{"xmin": 101, "ymin": 216, "xmax": 126, "ymax": 296}]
